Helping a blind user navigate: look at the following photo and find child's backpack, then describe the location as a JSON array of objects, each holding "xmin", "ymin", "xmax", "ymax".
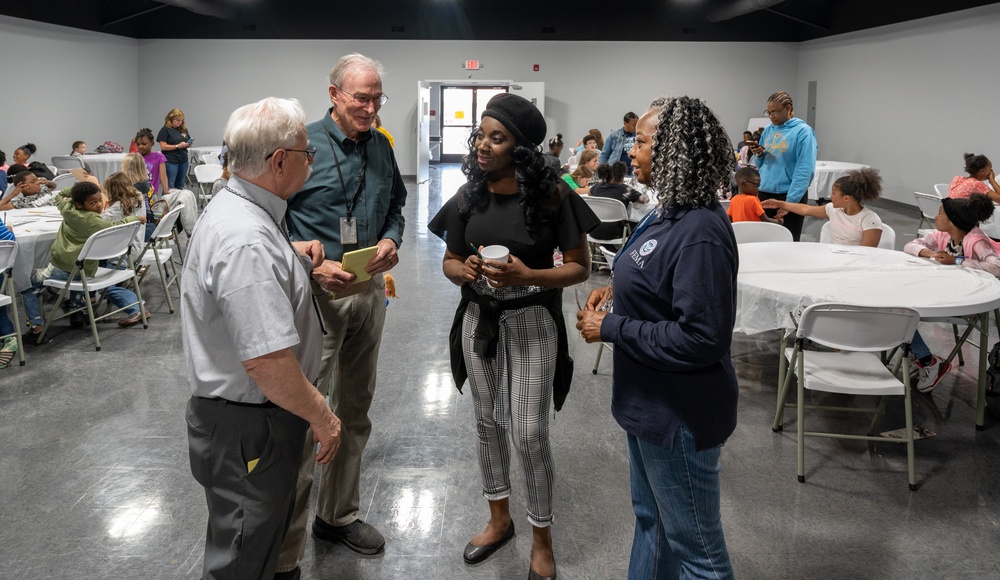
[
  {"xmin": 95, "ymin": 141, "xmax": 125, "ymax": 154},
  {"xmin": 985, "ymin": 341, "xmax": 1000, "ymax": 417}
]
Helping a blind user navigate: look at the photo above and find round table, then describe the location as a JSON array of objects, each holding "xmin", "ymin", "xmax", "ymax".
[
  {"xmin": 807, "ymin": 161, "xmax": 870, "ymax": 201},
  {"xmin": 83, "ymin": 153, "xmax": 128, "ymax": 183},
  {"xmin": 737, "ymin": 241, "xmax": 1000, "ymax": 429},
  {"xmin": 4, "ymin": 207, "xmax": 63, "ymax": 291}
]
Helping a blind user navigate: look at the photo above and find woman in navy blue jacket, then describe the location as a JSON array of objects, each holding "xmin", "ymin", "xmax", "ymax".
[{"xmin": 577, "ymin": 96, "xmax": 739, "ymax": 580}]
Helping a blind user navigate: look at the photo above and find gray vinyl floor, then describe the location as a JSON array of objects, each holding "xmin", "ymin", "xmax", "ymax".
[{"xmin": 1, "ymin": 165, "xmax": 998, "ymax": 579}]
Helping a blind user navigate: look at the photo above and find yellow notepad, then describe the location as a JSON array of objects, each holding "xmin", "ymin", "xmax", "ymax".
[
  {"xmin": 332, "ymin": 245, "xmax": 379, "ymax": 299},
  {"xmin": 340, "ymin": 245, "xmax": 379, "ymax": 283}
]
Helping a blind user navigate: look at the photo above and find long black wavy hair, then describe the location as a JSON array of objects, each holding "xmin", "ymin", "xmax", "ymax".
[{"xmin": 460, "ymin": 126, "xmax": 561, "ymax": 233}]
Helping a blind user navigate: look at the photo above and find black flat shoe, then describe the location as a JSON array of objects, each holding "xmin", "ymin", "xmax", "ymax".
[
  {"xmin": 463, "ymin": 521, "xmax": 515, "ymax": 565},
  {"xmin": 528, "ymin": 561, "xmax": 556, "ymax": 580}
]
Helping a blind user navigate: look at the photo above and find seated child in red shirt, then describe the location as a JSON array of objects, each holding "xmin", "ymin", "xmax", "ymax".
[{"xmin": 727, "ymin": 167, "xmax": 782, "ymax": 224}]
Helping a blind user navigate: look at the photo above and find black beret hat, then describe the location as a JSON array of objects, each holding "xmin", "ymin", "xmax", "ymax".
[{"xmin": 481, "ymin": 93, "xmax": 547, "ymax": 147}]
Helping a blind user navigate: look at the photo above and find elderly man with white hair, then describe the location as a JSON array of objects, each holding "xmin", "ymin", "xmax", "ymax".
[
  {"xmin": 277, "ymin": 52, "xmax": 407, "ymax": 577},
  {"xmin": 182, "ymin": 96, "xmax": 342, "ymax": 580}
]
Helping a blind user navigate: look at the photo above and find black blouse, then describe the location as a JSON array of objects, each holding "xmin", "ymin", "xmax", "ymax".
[{"xmin": 428, "ymin": 181, "xmax": 600, "ymax": 270}]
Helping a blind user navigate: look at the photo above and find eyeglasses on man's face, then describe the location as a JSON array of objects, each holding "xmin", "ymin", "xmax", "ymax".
[
  {"xmin": 266, "ymin": 145, "xmax": 317, "ymax": 162},
  {"xmin": 336, "ymin": 87, "xmax": 388, "ymax": 107}
]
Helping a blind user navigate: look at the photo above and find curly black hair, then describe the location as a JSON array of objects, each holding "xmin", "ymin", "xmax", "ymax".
[
  {"xmin": 834, "ymin": 167, "xmax": 882, "ymax": 202},
  {"xmin": 459, "ymin": 126, "xmax": 561, "ymax": 233},
  {"xmin": 135, "ymin": 127, "xmax": 155, "ymax": 142},
  {"xmin": 645, "ymin": 96, "xmax": 735, "ymax": 209}
]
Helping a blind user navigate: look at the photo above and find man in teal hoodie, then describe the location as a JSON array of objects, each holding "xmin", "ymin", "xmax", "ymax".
[{"xmin": 750, "ymin": 91, "xmax": 817, "ymax": 241}]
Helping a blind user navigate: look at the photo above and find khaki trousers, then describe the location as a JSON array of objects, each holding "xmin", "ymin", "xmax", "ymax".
[{"xmin": 277, "ymin": 274, "xmax": 386, "ymax": 571}]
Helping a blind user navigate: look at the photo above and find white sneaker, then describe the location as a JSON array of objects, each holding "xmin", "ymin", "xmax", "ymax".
[{"xmin": 913, "ymin": 355, "xmax": 951, "ymax": 393}]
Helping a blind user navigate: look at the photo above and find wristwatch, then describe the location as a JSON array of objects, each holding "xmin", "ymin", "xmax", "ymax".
[{"xmin": 956, "ymin": 256, "xmax": 964, "ymax": 266}]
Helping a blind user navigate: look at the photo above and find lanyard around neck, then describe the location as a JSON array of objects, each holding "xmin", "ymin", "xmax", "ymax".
[
  {"xmin": 324, "ymin": 127, "xmax": 368, "ymax": 219},
  {"xmin": 612, "ymin": 207, "xmax": 660, "ymax": 271}
]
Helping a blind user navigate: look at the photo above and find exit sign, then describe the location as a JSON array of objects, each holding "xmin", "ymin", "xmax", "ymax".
[{"xmin": 464, "ymin": 60, "xmax": 482, "ymax": 70}]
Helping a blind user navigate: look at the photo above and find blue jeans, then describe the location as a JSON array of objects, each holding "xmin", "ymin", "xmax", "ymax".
[
  {"xmin": 910, "ymin": 331, "xmax": 931, "ymax": 360},
  {"xmin": 20, "ymin": 287, "xmax": 44, "ymax": 327},
  {"xmin": 49, "ymin": 267, "xmax": 139, "ymax": 316},
  {"xmin": 627, "ymin": 427, "xmax": 734, "ymax": 580},
  {"xmin": 165, "ymin": 160, "xmax": 190, "ymax": 190},
  {"xmin": 0, "ymin": 274, "xmax": 11, "ymax": 335}
]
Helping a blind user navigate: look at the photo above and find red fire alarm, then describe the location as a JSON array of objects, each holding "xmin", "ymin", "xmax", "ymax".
[{"xmin": 533, "ymin": 64, "xmax": 540, "ymax": 71}]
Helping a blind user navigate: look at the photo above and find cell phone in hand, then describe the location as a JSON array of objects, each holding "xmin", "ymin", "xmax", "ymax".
[{"xmin": 187, "ymin": 138, "xmax": 194, "ymax": 144}]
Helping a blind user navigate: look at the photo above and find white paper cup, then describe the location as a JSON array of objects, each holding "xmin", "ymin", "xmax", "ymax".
[{"xmin": 480, "ymin": 245, "xmax": 510, "ymax": 287}]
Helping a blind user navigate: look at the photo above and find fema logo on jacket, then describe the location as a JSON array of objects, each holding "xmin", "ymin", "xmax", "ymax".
[{"xmin": 630, "ymin": 239, "xmax": 656, "ymax": 269}]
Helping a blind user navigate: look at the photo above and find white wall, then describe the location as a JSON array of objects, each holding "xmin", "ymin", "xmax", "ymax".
[
  {"xmin": 11, "ymin": 6, "xmax": 1000, "ymax": 195},
  {"xmin": 135, "ymin": 39, "xmax": 799, "ymax": 176},
  {"xmin": 797, "ymin": 3, "xmax": 1000, "ymax": 204},
  {"xmin": 0, "ymin": 16, "xmax": 138, "ymax": 167}
]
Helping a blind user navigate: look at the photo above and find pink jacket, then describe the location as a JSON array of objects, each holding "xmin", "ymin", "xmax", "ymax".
[{"xmin": 903, "ymin": 227, "xmax": 1000, "ymax": 277}]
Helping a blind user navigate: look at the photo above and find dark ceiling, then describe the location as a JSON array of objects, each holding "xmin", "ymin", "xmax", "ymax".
[{"xmin": 5, "ymin": 0, "xmax": 999, "ymax": 42}]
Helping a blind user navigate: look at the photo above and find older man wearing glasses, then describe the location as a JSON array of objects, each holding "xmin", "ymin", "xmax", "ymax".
[
  {"xmin": 749, "ymin": 91, "xmax": 817, "ymax": 241},
  {"xmin": 277, "ymin": 53, "xmax": 407, "ymax": 578},
  {"xmin": 182, "ymin": 97, "xmax": 341, "ymax": 580}
]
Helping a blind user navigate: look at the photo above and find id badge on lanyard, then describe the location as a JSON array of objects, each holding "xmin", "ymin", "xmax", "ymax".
[{"xmin": 340, "ymin": 216, "xmax": 358, "ymax": 244}]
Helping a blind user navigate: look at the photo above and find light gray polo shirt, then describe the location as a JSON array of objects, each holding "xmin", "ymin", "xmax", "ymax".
[{"xmin": 181, "ymin": 175, "xmax": 323, "ymax": 403}]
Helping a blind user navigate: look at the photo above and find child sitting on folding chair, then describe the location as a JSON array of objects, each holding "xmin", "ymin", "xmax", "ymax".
[
  {"xmin": 101, "ymin": 172, "xmax": 146, "ymax": 259},
  {"xmin": 42, "ymin": 181, "xmax": 150, "ymax": 333},
  {"xmin": 762, "ymin": 167, "xmax": 884, "ymax": 247},
  {"xmin": 903, "ymin": 193, "xmax": 1000, "ymax": 392},
  {"xmin": 727, "ymin": 166, "xmax": 782, "ymax": 225}
]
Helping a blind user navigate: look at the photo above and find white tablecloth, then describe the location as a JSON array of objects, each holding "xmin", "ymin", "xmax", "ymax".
[
  {"xmin": 806, "ymin": 161, "xmax": 870, "ymax": 201},
  {"xmin": 736, "ymin": 242, "xmax": 1000, "ymax": 336},
  {"xmin": 83, "ymin": 153, "xmax": 127, "ymax": 183},
  {"xmin": 4, "ymin": 207, "xmax": 62, "ymax": 291}
]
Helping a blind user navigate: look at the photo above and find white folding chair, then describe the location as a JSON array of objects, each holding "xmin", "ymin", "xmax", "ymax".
[
  {"xmin": 200, "ymin": 150, "xmax": 222, "ymax": 165},
  {"xmin": 50, "ymin": 155, "xmax": 85, "ymax": 174},
  {"xmin": 0, "ymin": 241, "xmax": 26, "ymax": 367},
  {"xmin": 592, "ymin": 245, "xmax": 617, "ymax": 374},
  {"xmin": 914, "ymin": 192, "xmax": 942, "ymax": 235},
  {"xmin": 933, "ymin": 183, "xmax": 949, "ymax": 198},
  {"xmin": 775, "ymin": 303, "xmax": 922, "ymax": 490},
  {"xmin": 46, "ymin": 165, "xmax": 58, "ymax": 177},
  {"xmin": 818, "ymin": 222, "xmax": 895, "ymax": 250},
  {"xmin": 732, "ymin": 221, "xmax": 793, "ymax": 244},
  {"xmin": 51, "ymin": 173, "xmax": 79, "ymax": 191},
  {"xmin": 583, "ymin": 196, "xmax": 630, "ymax": 269},
  {"xmin": 136, "ymin": 205, "xmax": 185, "ymax": 314},
  {"xmin": 38, "ymin": 221, "xmax": 148, "ymax": 351},
  {"xmin": 193, "ymin": 164, "xmax": 223, "ymax": 209}
]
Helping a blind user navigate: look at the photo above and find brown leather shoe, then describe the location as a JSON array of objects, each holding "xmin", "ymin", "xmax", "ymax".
[{"xmin": 118, "ymin": 311, "xmax": 150, "ymax": 327}]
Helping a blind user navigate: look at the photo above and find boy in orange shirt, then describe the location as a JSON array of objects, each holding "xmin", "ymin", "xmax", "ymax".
[{"xmin": 727, "ymin": 167, "xmax": 782, "ymax": 224}]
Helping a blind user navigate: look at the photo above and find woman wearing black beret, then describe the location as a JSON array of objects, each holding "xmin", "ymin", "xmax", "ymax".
[{"xmin": 429, "ymin": 92, "xmax": 599, "ymax": 580}]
